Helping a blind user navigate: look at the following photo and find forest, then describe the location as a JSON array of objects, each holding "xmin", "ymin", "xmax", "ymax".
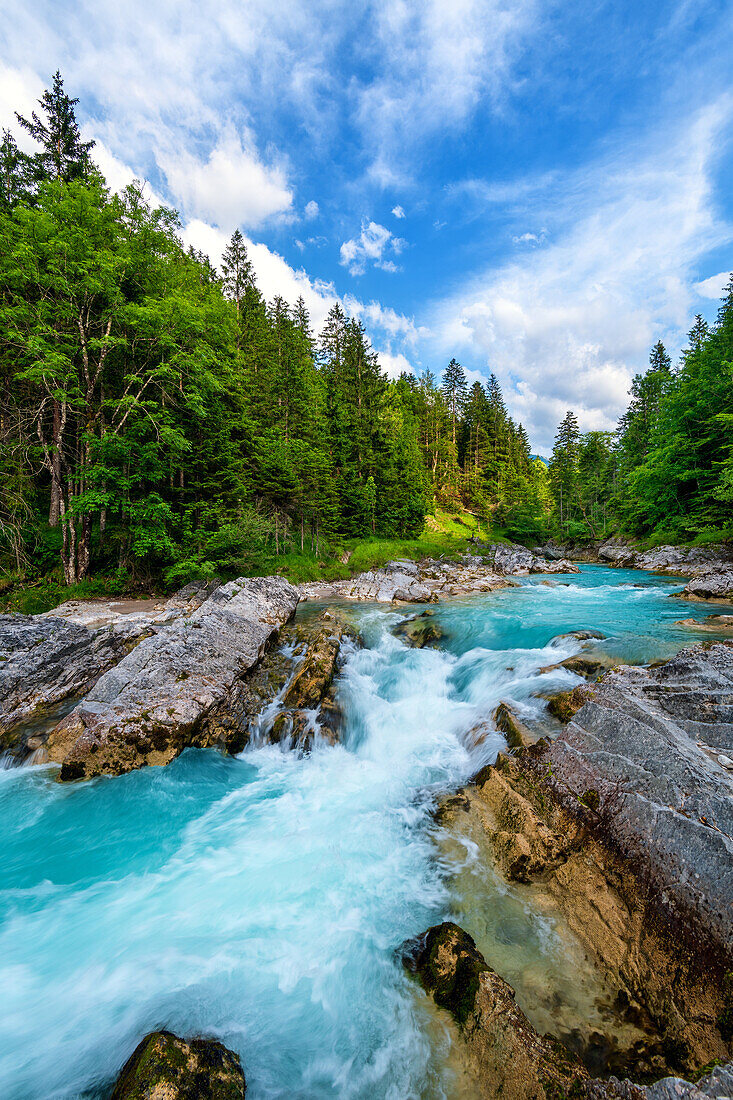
[{"xmin": 1, "ymin": 74, "xmax": 732, "ymax": 597}]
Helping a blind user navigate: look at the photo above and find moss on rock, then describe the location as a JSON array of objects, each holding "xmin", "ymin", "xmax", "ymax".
[{"xmin": 110, "ymin": 1030, "xmax": 246, "ymax": 1099}]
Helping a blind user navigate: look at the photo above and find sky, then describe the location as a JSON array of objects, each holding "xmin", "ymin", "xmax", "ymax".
[{"xmin": 1, "ymin": 1, "xmax": 732, "ymax": 453}]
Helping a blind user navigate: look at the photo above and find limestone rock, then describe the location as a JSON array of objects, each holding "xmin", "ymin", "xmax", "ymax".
[
  {"xmin": 110, "ymin": 1030, "xmax": 245, "ymax": 1099},
  {"xmin": 679, "ymin": 573, "xmax": 733, "ymax": 601},
  {"xmin": 0, "ymin": 613, "xmax": 151, "ymax": 751},
  {"xmin": 299, "ymin": 546, "xmax": 578, "ymax": 604},
  {"xmin": 46, "ymin": 576, "xmax": 299, "ymax": 781},
  {"xmin": 547, "ymin": 642, "xmax": 733, "ymax": 951}
]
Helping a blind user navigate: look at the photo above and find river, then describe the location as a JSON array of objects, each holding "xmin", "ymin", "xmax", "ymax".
[{"xmin": 0, "ymin": 566, "xmax": 726, "ymax": 1098}]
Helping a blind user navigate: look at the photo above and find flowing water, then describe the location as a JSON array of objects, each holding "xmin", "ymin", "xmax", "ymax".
[{"xmin": 0, "ymin": 566, "xmax": 728, "ymax": 1098}]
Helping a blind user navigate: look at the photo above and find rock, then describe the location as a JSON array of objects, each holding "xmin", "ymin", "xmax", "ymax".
[
  {"xmin": 492, "ymin": 701, "xmax": 536, "ymax": 749},
  {"xmin": 0, "ymin": 580, "xmax": 223, "ymax": 758},
  {"xmin": 598, "ymin": 538, "xmax": 636, "ymax": 565},
  {"xmin": 110, "ymin": 1030, "xmax": 245, "ymax": 1099},
  {"xmin": 46, "ymin": 576, "xmax": 299, "ymax": 781},
  {"xmin": 438, "ymin": 752, "xmax": 732, "ymax": 1084},
  {"xmin": 404, "ymin": 922, "xmax": 589, "ymax": 1099},
  {"xmin": 678, "ymin": 573, "xmax": 733, "ymax": 601},
  {"xmin": 0, "ymin": 613, "xmax": 152, "ymax": 751},
  {"xmin": 282, "ymin": 624, "xmax": 343, "ymax": 709},
  {"xmin": 546, "ymin": 642, "xmax": 733, "ymax": 953},
  {"xmin": 299, "ymin": 547, "xmax": 578, "ymax": 604},
  {"xmin": 546, "ymin": 685, "xmax": 594, "ymax": 723},
  {"xmin": 676, "ymin": 615, "xmax": 733, "ymax": 632},
  {"xmin": 393, "ymin": 611, "xmax": 445, "ymax": 648}
]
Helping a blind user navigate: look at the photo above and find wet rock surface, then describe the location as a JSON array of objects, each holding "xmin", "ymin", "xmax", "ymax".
[
  {"xmin": 45, "ymin": 576, "xmax": 299, "ymax": 781},
  {"xmin": 546, "ymin": 641, "xmax": 733, "ymax": 951},
  {"xmin": 110, "ymin": 1030, "xmax": 245, "ymax": 1099},
  {"xmin": 436, "ymin": 748, "xmax": 732, "ymax": 1092},
  {"xmin": 404, "ymin": 921, "xmax": 591, "ymax": 1099},
  {"xmin": 202, "ymin": 611, "xmax": 353, "ymax": 753},
  {"xmin": 299, "ymin": 547, "xmax": 578, "ymax": 604},
  {"xmin": 392, "ymin": 610, "xmax": 445, "ymax": 648}
]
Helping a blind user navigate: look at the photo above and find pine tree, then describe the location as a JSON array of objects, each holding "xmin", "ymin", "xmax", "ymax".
[{"xmin": 16, "ymin": 71, "xmax": 95, "ymax": 184}]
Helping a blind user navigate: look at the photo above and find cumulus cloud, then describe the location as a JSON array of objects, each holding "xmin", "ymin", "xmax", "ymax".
[
  {"xmin": 426, "ymin": 99, "xmax": 733, "ymax": 451},
  {"xmin": 695, "ymin": 270, "xmax": 731, "ymax": 299},
  {"xmin": 392, "ymin": 204, "xmax": 405, "ymax": 219},
  {"xmin": 340, "ymin": 219, "xmax": 406, "ymax": 275},
  {"xmin": 375, "ymin": 350, "xmax": 415, "ymax": 378},
  {"xmin": 159, "ymin": 128, "xmax": 292, "ymax": 230},
  {"xmin": 304, "ymin": 199, "xmax": 319, "ymax": 219}
]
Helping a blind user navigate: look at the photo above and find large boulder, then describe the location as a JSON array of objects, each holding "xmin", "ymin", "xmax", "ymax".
[
  {"xmin": 679, "ymin": 573, "xmax": 733, "ymax": 601},
  {"xmin": 110, "ymin": 1030, "xmax": 245, "ymax": 1099},
  {"xmin": 0, "ymin": 613, "xmax": 150, "ymax": 752},
  {"xmin": 46, "ymin": 576, "xmax": 299, "ymax": 781}
]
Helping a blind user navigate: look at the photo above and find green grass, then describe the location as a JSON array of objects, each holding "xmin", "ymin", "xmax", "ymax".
[{"xmin": 269, "ymin": 509, "xmax": 506, "ymax": 585}]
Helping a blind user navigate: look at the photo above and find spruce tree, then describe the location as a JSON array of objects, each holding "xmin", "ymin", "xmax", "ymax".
[{"xmin": 16, "ymin": 71, "xmax": 95, "ymax": 184}]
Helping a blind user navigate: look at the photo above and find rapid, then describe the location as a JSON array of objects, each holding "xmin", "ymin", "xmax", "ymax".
[{"xmin": 0, "ymin": 566, "xmax": 725, "ymax": 1098}]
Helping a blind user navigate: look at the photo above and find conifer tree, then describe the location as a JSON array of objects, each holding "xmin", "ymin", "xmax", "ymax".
[{"xmin": 16, "ymin": 71, "xmax": 95, "ymax": 184}]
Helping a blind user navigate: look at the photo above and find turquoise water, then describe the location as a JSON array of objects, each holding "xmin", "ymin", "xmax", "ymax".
[{"xmin": 0, "ymin": 567, "xmax": 726, "ymax": 1098}]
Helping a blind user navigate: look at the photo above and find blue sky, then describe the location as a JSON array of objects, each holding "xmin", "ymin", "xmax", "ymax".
[{"xmin": 1, "ymin": 0, "xmax": 732, "ymax": 451}]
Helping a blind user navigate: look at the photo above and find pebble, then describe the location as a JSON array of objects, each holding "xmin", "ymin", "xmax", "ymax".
[{"xmin": 718, "ymin": 754, "xmax": 733, "ymax": 770}]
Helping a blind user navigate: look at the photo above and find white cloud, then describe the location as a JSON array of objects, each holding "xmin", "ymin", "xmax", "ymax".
[
  {"xmin": 426, "ymin": 99, "xmax": 733, "ymax": 451},
  {"xmin": 339, "ymin": 219, "xmax": 406, "ymax": 275},
  {"xmin": 695, "ymin": 270, "xmax": 731, "ymax": 299},
  {"xmin": 0, "ymin": 66, "xmax": 43, "ymax": 152},
  {"xmin": 512, "ymin": 230, "xmax": 546, "ymax": 245},
  {"xmin": 158, "ymin": 128, "xmax": 292, "ymax": 230},
  {"xmin": 392, "ymin": 204, "xmax": 405, "ymax": 219},
  {"xmin": 304, "ymin": 199, "xmax": 319, "ymax": 219},
  {"xmin": 376, "ymin": 350, "xmax": 415, "ymax": 378}
]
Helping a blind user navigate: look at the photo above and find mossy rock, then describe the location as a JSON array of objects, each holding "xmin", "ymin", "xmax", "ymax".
[
  {"xmin": 110, "ymin": 1030, "xmax": 246, "ymax": 1099},
  {"xmin": 393, "ymin": 611, "xmax": 445, "ymax": 649},
  {"xmin": 403, "ymin": 921, "xmax": 487, "ymax": 1027},
  {"xmin": 546, "ymin": 686, "xmax": 593, "ymax": 724}
]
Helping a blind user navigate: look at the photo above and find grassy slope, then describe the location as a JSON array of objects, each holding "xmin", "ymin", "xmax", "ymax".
[{"xmin": 1, "ymin": 509, "xmax": 505, "ymax": 614}]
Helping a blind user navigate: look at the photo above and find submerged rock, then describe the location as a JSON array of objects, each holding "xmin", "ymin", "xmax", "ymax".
[
  {"xmin": 110, "ymin": 1030, "xmax": 245, "ymax": 1099},
  {"xmin": 393, "ymin": 610, "xmax": 445, "ymax": 648},
  {"xmin": 404, "ymin": 922, "xmax": 589, "ymax": 1099},
  {"xmin": 676, "ymin": 614, "xmax": 733, "ymax": 632},
  {"xmin": 46, "ymin": 576, "xmax": 299, "ymax": 781}
]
